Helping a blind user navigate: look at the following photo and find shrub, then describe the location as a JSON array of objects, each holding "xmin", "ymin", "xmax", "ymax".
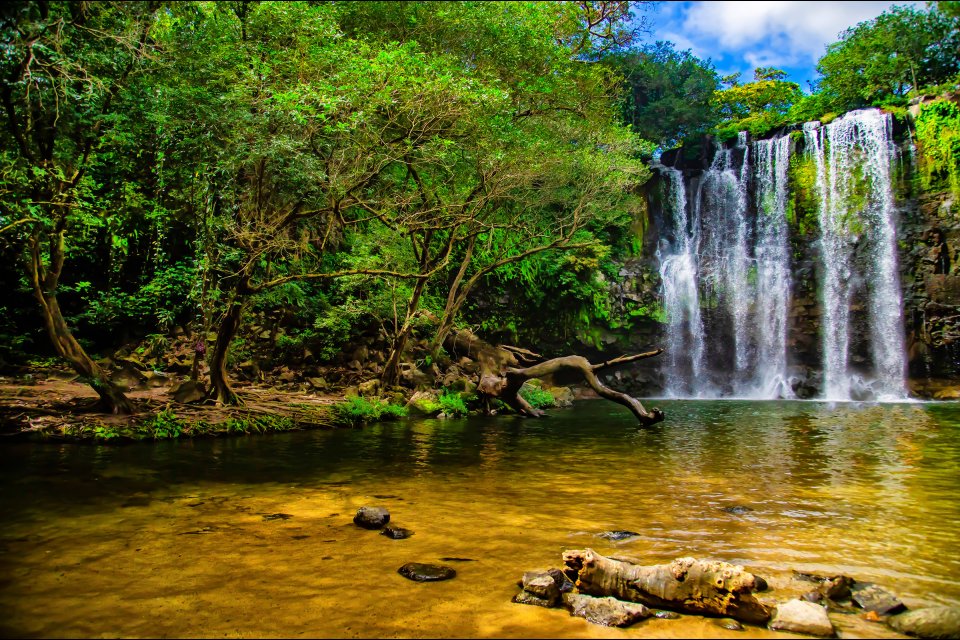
[
  {"xmin": 438, "ymin": 390, "xmax": 469, "ymax": 417},
  {"xmin": 331, "ymin": 396, "xmax": 407, "ymax": 427},
  {"xmin": 519, "ymin": 385, "xmax": 556, "ymax": 409},
  {"xmin": 141, "ymin": 409, "xmax": 186, "ymax": 439}
]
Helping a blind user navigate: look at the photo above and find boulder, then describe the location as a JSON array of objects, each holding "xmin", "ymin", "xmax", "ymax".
[
  {"xmin": 172, "ymin": 380, "xmax": 206, "ymax": 404},
  {"xmin": 888, "ymin": 606, "xmax": 960, "ymax": 639},
  {"xmin": 405, "ymin": 390, "xmax": 441, "ymax": 416},
  {"xmin": 544, "ymin": 385, "xmax": 574, "ymax": 407},
  {"xmin": 562, "ymin": 593, "xmax": 651, "ymax": 627},
  {"xmin": 522, "ymin": 571, "xmax": 560, "ymax": 603},
  {"xmin": 353, "ymin": 506, "xmax": 390, "ymax": 529},
  {"xmin": 306, "ymin": 377, "xmax": 327, "ymax": 390},
  {"xmin": 397, "ymin": 562, "xmax": 456, "ymax": 582},
  {"xmin": 358, "ymin": 379, "xmax": 380, "ymax": 396},
  {"xmin": 769, "ymin": 599, "xmax": 835, "ymax": 637},
  {"xmin": 850, "ymin": 582, "xmax": 906, "ymax": 615}
]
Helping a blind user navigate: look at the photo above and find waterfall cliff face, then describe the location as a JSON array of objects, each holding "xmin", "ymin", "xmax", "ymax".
[{"xmin": 655, "ymin": 108, "xmax": 907, "ymax": 401}]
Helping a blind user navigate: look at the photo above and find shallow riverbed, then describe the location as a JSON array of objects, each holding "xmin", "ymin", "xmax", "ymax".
[{"xmin": 2, "ymin": 400, "xmax": 959, "ymax": 638}]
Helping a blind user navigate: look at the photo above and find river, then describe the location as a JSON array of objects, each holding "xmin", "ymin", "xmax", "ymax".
[{"xmin": 2, "ymin": 400, "xmax": 958, "ymax": 638}]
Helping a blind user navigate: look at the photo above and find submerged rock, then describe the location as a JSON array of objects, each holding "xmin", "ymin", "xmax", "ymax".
[
  {"xmin": 721, "ymin": 505, "xmax": 754, "ymax": 515},
  {"xmin": 513, "ymin": 590, "xmax": 555, "ymax": 608},
  {"xmin": 380, "ymin": 525, "xmax": 413, "ymax": 540},
  {"xmin": 769, "ymin": 599, "xmax": 835, "ymax": 637},
  {"xmin": 850, "ymin": 581, "xmax": 906, "ymax": 615},
  {"xmin": 262, "ymin": 513, "xmax": 292, "ymax": 521},
  {"xmin": 888, "ymin": 606, "xmax": 960, "ymax": 639},
  {"xmin": 653, "ymin": 610, "xmax": 681, "ymax": 620},
  {"xmin": 563, "ymin": 593, "xmax": 651, "ymax": 627},
  {"xmin": 597, "ymin": 530, "xmax": 641, "ymax": 541},
  {"xmin": 712, "ymin": 617, "xmax": 744, "ymax": 631},
  {"xmin": 353, "ymin": 506, "xmax": 390, "ymax": 529},
  {"xmin": 397, "ymin": 562, "xmax": 456, "ymax": 582}
]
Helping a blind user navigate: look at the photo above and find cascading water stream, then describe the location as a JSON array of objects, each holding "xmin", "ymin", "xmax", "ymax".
[
  {"xmin": 657, "ymin": 167, "xmax": 707, "ymax": 397},
  {"xmin": 805, "ymin": 110, "xmax": 907, "ymax": 400},
  {"xmin": 751, "ymin": 135, "xmax": 794, "ymax": 398},
  {"xmin": 698, "ymin": 133, "xmax": 753, "ymax": 389}
]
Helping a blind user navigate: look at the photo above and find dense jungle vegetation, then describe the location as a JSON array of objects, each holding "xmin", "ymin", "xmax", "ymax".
[{"xmin": 0, "ymin": 1, "xmax": 958, "ymax": 417}]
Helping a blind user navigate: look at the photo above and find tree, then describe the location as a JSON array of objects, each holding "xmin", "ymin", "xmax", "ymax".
[
  {"xmin": 333, "ymin": 1, "xmax": 651, "ymax": 386},
  {"xmin": 0, "ymin": 1, "xmax": 159, "ymax": 413},
  {"xmin": 605, "ymin": 40, "xmax": 719, "ymax": 148},
  {"xmin": 156, "ymin": 2, "xmax": 452, "ymax": 404},
  {"xmin": 712, "ymin": 67, "xmax": 803, "ymax": 138},
  {"xmin": 816, "ymin": 4, "xmax": 960, "ymax": 111}
]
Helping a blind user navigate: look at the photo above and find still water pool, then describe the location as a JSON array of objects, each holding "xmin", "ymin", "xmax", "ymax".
[{"xmin": 1, "ymin": 400, "xmax": 959, "ymax": 638}]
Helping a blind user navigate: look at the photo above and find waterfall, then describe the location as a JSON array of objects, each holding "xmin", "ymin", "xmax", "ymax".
[
  {"xmin": 657, "ymin": 167, "xmax": 707, "ymax": 396},
  {"xmin": 698, "ymin": 133, "xmax": 752, "ymax": 389},
  {"xmin": 655, "ymin": 108, "xmax": 906, "ymax": 400},
  {"xmin": 751, "ymin": 135, "xmax": 794, "ymax": 398},
  {"xmin": 805, "ymin": 109, "xmax": 906, "ymax": 400}
]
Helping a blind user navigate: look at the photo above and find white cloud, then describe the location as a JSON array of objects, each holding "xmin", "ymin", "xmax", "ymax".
[{"xmin": 681, "ymin": 1, "xmax": 921, "ymax": 63}]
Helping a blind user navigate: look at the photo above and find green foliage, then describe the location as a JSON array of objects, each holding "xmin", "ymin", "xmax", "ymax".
[
  {"xmin": 140, "ymin": 409, "xmax": 186, "ymax": 440},
  {"xmin": 606, "ymin": 41, "xmax": 719, "ymax": 148},
  {"xmin": 331, "ymin": 396, "xmax": 407, "ymax": 427},
  {"xmin": 437, "ymin": 390, "xmax": 469, "ymax": 418},
  {"xmin": 816, "ymin": 5, "xmax": 960, "ymax": 113},
  {"xmin": 915, "ymin": 100, "xmax": 960, "ymax": 194},
  {"xmin": 712, "ymin": 68, "xmax": 804, "ymax": 139},
  {"xmin": 519, "ymin": 385, "xmax": 556, "ymax": 409}
]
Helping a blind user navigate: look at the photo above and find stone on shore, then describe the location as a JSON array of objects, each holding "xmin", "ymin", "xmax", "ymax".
[
  {"xmin": 888, "ymin": 606, "xmax": 960, "ymax": 639},
  {"xmin": 769, "ymin": 599, "xmax": 835, "ymax": 637},
  {"xmin": 563, "ymin": 593, "xmax": 651, "ymax": 627}
]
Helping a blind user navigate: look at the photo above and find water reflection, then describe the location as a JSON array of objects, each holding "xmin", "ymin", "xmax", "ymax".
[{"xmin": 1, "ymin": 400, "xmax": 959, "ymax": 638}]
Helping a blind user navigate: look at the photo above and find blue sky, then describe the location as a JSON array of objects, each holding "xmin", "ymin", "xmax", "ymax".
[{"xmin": 636, "ymin": 1, "xmax": 921, "ymax": 91}]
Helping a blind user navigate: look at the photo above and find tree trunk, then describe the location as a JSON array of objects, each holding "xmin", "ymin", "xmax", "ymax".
[
  {"xmin": 209, "ymin": 296, "xmax": 246, "ymax": 405},
  {"xmin": 26, "ymin": 233, "xmax": 133, "ymax": 414},
  {"xmin": 443, "ymin": 328, "xmax": 665, "ymax": 426},
  {"xmin": 381, "ymin": 277, "xmax": 428, "ymax": 387},
  {"xmin": 562, "ymin": 549, "xmax": 772, "ymax": 624}
]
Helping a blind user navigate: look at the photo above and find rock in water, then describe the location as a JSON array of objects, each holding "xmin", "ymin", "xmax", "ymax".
[
  {"xmin": 397, "ymin": 563, "xmax": 456, "ymax": 582},
  {"xmin": 653, "ymin": 610, "xmax": 681, "ymax": 620},
  {"xmin": 850, "ymin": 582, "xmax": 906, "ymax": 615},
  {"xmin": 521, "ymin": 571, "xmax": 560, "ymax": 603},
  {"xmin": 597, "ymin": 530, "xmax": 641, "ymax": 541},
  {"xmin": 512, "ymin": 590, "xmax": 555, "ymax": 608},
  {"xmin": 380, "ymin": 525, "xmax": 413, "ymax": 539},
  {"xmin": 713, "ymin": 618, "xmax": 744, "ymax": 631},
  {"xmin": 769, "ymin": 599, "xmax": 835, "ymax": 637},
  {"xmin": 353, "ymin": 506, "xmax": 390, "ymax": 529},
  {"xmin": 563, "ymin": 593, "xmax": 651, "ymax": 627},
  {"xmin": 888, "ymin": 606, "xmax": 960, "ymax": 639}
]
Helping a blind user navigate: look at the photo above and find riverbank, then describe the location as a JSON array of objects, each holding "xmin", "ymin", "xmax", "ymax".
[{"xmin": 0, "ymin": 369, "xmax": 341, "ymax": 442}]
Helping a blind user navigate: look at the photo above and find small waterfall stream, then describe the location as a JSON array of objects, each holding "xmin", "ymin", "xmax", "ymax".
[{"xmin": 655, "ymin": 108, "xmax": 907, "ymax": 400}]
